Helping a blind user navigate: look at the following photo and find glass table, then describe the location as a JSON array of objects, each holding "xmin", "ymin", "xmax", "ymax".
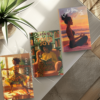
[{"xmin": 0, "ymin": 0, "xmax": 100, "ymax": 100}]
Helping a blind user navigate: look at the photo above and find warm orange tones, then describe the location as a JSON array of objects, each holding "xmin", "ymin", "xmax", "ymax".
[
  {"xmin": 60, "ymin": 14, "xmax": 89, "ymax": 31},
  {"xmin": 59, "ymin": 6, "xmax": 91, "ymax": 52}
]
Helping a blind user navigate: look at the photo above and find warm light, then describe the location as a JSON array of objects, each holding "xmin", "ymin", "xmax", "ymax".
[
  {"xmin": 40, "ymin": 0, "xmax": 60, "ymax": 11},
  {"xmin": 8, "ymin": 57, "xmax": 14, "ymax": 68},
  {"xmin": 4, "ymin": 89, "xmax": 34, "ymax": 99},
  {"xmin": 21, "ymin": 8, "xmax": 45, "ymax": 29}
]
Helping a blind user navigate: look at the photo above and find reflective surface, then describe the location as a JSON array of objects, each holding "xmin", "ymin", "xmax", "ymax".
[{"xmin": 0, "ymin": 0, "xmax": 100, "ymax": 100}]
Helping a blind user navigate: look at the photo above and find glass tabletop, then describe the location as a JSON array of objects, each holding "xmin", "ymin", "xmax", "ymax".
[{"xmin": 0, "ymin": 0, "xmax": 100, "ymax": 100}]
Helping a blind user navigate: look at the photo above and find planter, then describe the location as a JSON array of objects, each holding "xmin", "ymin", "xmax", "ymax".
[{"xmin": 0, "ymin": 24, "xmax": 16, "ymax": 39}]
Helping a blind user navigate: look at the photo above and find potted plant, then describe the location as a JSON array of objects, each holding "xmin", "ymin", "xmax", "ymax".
[
  {"xmin": 0, "ymin": 0, "xmax": 37, "ymax": 43},
  {"xmin": 0, "ymin": 24, "xmax": 16, "ymax": 40}
]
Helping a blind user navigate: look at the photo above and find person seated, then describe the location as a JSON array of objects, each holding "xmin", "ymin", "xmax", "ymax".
[{"xmin": 37, "ymin": 41, "xmax": 59, "ymax": 77}]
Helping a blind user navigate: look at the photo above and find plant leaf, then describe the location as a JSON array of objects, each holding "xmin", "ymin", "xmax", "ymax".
[
  {"xmin": 5, "ymin": 0, "xmax": 17, "ymax": 14},
  {"xmin": 13, "ymin": 2, "xmax": 33, "ymax": 13},
  {"xmin": 7, "ymin": 12, "xmax": 19, "ymax": 16},
  {"xmin": 7, "ymin": 15, "xmax": 37, "ymax": 31},
  {"xmin": 2, "ymin": 22, "xmax": 8, "ymax": 44},
  {"xmin": 7, "ymin": 19, "xmax": 28, "ymax": 38},
  {"xmin": 0, "ymin": 0, "xmax": 2, "ymax": 13},
  {"xmin": 7, "ymin": 0, "xmax": 29, "ymax": 16},
  {"xmin": 15, "ymin": 0, "xmax": 27, "ymax": 7},
  {"xmin": 8, "ymin": 0, "xmax": 26, "ymax": 7},
  {"xmin": 1, "ymin": 0, "xmax": 9, "ymax": 12},
  {"xmin": 7, "ymin": 0, "xmax": 15, "ymax": 6}
]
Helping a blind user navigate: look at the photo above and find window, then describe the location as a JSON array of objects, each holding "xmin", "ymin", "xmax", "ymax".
[
  {"xmin": 0, "ymin": 55, "xmax": 20, "ymax": 79},
  {"xmin": 0, "ymin": 57, "xmax": 7, "ymax": 79}
]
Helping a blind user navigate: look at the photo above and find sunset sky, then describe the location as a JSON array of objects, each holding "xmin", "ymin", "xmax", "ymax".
[
  {"xmin": 59, "ymin": 6, "xmax": 91, "ymax": 51},
  {"xmin": 59, "ymin": 6, "xmax": 90, "ymax": 31}
]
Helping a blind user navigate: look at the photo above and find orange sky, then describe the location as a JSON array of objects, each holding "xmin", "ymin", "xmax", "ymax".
[
  {"xmin": 60, "ymin": 13, "xmax": 89, "ymax": 31},
  {"xmin": 59, "ymin": 9, "xmax": 91, "ymax": 45},
  {"xmin": 59, "ymin": 6, "xmax": 91, "ymax": 51}
]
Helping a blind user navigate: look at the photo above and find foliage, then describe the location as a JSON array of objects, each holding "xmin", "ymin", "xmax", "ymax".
[
  {"xmin": 0, "ymin": 60, "xmax": 5, "ymax": 70},
  {"xmin": 0, "ymin": 0, "xmax": 37, "ymax": 43}
]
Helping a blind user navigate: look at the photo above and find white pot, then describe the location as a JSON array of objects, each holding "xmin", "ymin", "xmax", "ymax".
[{"xmin": 0, "ymin": 23, "xmax": 16, "ymax": 39}]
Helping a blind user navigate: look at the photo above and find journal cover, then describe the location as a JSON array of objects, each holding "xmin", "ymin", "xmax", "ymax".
[
  {"xmin": 30, "ymin": 30, "xmax": 63, "ymax": 77},
  {"xmin": 0, "ymin": 53, "xmax": 34, "ymax": 100},
  {"xmin": 58, "ymin": 6, "xmax": 91, "ymax": 52}
]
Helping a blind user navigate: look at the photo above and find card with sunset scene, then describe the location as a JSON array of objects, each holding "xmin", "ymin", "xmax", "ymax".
[
  {"xmin": 0, "ymin": 53, "xmax": 34, "ymax": 100},
  {"xmin": 58, "ymin": 6, "xmax": 91, "ymax": 52}
]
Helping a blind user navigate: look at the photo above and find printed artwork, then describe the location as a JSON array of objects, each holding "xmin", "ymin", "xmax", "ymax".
[
  {"xmin": 0, "ymin": 53, "xmax": 34, "ymax": 100},
  {"xmin": 30, "ymin": 30, "xmax": 63, "ymax": 77},
  {"xmin": 58, "ymin": 6, "xmax": 91, "ymax": 52}
]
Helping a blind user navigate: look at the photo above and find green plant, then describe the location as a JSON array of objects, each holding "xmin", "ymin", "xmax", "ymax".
[
  {"xmin": 0, "ymin": 60, "xmax": 5, "ymax": 70},
  {"xmin": 0, "ymin": 0, "xmax": 37, "ymax": 43}
]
